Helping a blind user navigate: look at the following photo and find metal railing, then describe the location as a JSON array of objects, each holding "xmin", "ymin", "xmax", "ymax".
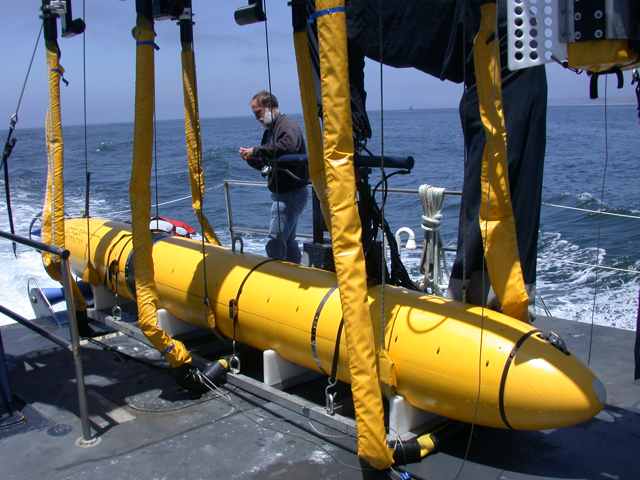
[
  {"xmin": 222, "ymin": 179, "xmax": 640, "ymax": 278},
  {"xmin": 0, "ymin": 229, "xmax": 97, "ymax": 446},
  {"xmin": 223, "ymin": 180, "xmax": 314, "ymax": 242},
  {"xmin": 222, "ymin": 179, "xmax": 461, "ymax": 253}
]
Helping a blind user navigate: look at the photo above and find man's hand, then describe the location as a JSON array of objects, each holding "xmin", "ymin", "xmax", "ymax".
[{"xmin": 239, "ymin": 147, "xmax": 254, "ymax": 161}]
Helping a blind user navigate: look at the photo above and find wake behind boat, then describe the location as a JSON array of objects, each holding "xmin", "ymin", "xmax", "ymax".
[{"xmin": 1, "ymin": 1, "xmax": 640, "ymax": 479}]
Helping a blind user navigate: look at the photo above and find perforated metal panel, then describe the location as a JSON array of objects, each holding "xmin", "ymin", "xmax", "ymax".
[{"xmin": 507, "ymin": 0, "xmax": 568, "ymax": 71}]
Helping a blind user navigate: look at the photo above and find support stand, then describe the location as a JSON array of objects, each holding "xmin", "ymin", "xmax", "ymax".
[
  {"xmin": 157, "ymin": 309, "xmax": 200, "ymax": 337},
  {"xmin": 91, "ymin": 285, "xmax": 118, "ymax": 312},
  {"xmin": 263, "ymin": 349, "xmax": 320, "ymax": 389},
  {"xmin": 388, "ymin": 394, "xmax": 443, "ymax": 441}
]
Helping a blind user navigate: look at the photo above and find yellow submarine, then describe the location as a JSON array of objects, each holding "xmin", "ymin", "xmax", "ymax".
[
  {"xmin": 64, "ymin": 216, "xmax": 606, "ymax": 432},
  {"xmin": 28, "ymin": 0, "xmax": 638, "ymax": 470}
]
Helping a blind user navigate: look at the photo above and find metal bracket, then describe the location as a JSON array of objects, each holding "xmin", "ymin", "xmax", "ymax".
[
  {"xmin": 507, "ymin": 0, "xmax": 568, "ymax": 70},
  {"xmin": 263, "ymin": 349, "xmax": 316, "ymax": 389},
  {"xmin": 232, "ymin": 235, "xmax": 244, "ymax": 254},
  {"xmin": 388, "ymin": 395, "xmax": 443, "ymax": 442}
]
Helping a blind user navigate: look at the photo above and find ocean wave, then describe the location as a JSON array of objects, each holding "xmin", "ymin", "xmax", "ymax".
[
  {"xmin": 536, "ymin": 231, "xmax": 638, "ymax": 330},
  {"xmin": 543, "ymin": 192, "xmax": 640, "ymax": 219},
  {"xmin": 95, "ymin": 141, "xmax": 114, "ymax": 152}
]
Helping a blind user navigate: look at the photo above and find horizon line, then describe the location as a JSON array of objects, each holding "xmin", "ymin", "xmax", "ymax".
[{"xmin": 9, "ymin": 101, "xmax": 637, "ymax": 130}]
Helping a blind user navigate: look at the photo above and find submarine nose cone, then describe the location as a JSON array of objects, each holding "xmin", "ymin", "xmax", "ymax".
[{"xmin": 501, "ymin": 335, "xmax": 606, "ymax": 430}]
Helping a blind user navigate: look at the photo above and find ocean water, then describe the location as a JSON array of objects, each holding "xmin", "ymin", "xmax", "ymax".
[{"xmin": 1, "ymin": 105, "xmax": 639, "ymax": 332}]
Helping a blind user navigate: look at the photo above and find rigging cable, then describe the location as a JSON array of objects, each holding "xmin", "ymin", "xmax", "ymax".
[
  {"xmin": 82, "ymin": 0, "xmax": 92, "ymax": 270},
  {"xmin": 153, "ymin": 107, "xmax": 160, "ymax": 225},
  {"xmin": 377, "ymin": 0, "xmax": 388, "ymax": 349},
  {"xmin": 587, "ymin": 76, "xmax": 610, "ymax": 365},
  {"xmin": 1, "ymin": 24, "xmax": 44, "ymax": 256},
  {"xmin": 453, "ymin": 1, "xmax": 483, "ymax": 478},
  {"xmin": 262, "ymin": 0, "xmax": 282, "ymax": 257},
  {"xmin": 184, "ymin": 4, "xmax": 223, "ymax": 342}
]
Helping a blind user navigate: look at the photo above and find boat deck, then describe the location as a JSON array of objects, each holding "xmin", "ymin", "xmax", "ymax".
[{"xmin": 1, "ymin": 315, "xmax": 638, "ymax": 480}]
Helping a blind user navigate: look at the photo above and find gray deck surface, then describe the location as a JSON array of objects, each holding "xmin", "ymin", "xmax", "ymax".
[{"xmin": 1, "ymin": 315, "xmax": 639, "ymax": 480}]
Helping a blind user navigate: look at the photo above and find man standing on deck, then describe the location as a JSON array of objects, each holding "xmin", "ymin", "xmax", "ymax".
[{"xmin": 239, "ymin": 91, "xmax": 308, "ymax": 263}]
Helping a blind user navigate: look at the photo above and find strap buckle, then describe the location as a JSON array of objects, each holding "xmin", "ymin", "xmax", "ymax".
[
  {"xmin": 228, "ymin": 299, "xmax": 238, "ymax": 321},
  {"xmin": 324, "ymin": 377, "xmax": 338, "ymax": 415},
  {"xmin": 231, "ymin": 235, "xmax": 244, "ymax": 254},
  {"xmin": 229, "ymin": 354, "xmax": 241, "ymax": 374}
]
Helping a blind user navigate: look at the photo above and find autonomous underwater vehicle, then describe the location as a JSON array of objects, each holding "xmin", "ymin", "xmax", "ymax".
[{"xmin": 1, "ymin": 0, "xmax": 640, "ymax": 479}]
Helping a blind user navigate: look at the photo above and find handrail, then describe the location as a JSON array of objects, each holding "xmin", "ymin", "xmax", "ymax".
[
  {"xmin": 0, "ymin": 229, "xmax": 68, "ymax": 257},
  {"xmin": 541, "ymin": 202, "xmax": 640, "ymax": 221},
  {"xmin": 383, "ymin": 186, "xmax": 462, "ymax": 196},
  {"xmin": 232, "ymin": 226, "xmax": 313, "ymax": 240},
  {"xmin": 0, "ymin": 305, "xmax": 71, "ymax": 350},
  {"xmin": 221, "ymin": 180, "xmax": 638, "ymax": 278},
  {"xmin": 0, "ymin": 229, "xmax": 96, "ymax": 445}
]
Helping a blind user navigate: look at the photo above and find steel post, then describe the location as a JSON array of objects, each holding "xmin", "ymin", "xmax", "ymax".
[{"xmin": 60, "ymin": 257, "xmax": 96, "ymax": 446}]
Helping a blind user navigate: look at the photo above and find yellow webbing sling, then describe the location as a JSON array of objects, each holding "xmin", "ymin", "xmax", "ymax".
[
  {"xmin": 41, "ymin": 37, "xmax": 87, "ymax": 313},
  {"xmin": 130, "ymin": 15, "xmax": 191, "ymax": 367},
  {"xmin": 180, "ymin": 46, "xmax": 220, "ymax": 246},
  {"xmin": 180, "ymin": 10, "xmax": 218, "ymax": 331},
  {"xmin": 293, "ymin": 30, "xmax": 331, "ymax": 229},
  {"xmin": 473, "ymin": 3, "xmax": 529, "ymax": 322},
  {"xmin": 568, "ymin": 40, "xmax": 639, "ymax": 73},
  {"xmin": 315, "ymin": 0, "xmax": 393, "ymax": 469}
]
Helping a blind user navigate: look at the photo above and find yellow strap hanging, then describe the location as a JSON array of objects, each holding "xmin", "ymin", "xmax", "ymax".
[
  {"xmin": 473, "ymin": 3, "xmax": 529, "ymax": 321},
  {"xmin": 41, "ymin": 40, "xmax": 88, "ymax": 313},
  {"xmin": 293, "ymin": 30, "xmax": 331, "ymax": 230},
  {"xmin": 568, "ymin": 40, "xmax": 639, "ymax": 73},
  {"xmin": 130, "ymin": 15, "xmax": 192, "ymax": 367},
  {"xmin": 315, "ymin": 0, "xmax": 393, "ymax": 469},
  {"xmin": 180, "ymin": 46, "xmax": 220, "ymax": 246},
  {"xmin": 42, "ymin": 46, "xmax": 66, "ymax": 280}
]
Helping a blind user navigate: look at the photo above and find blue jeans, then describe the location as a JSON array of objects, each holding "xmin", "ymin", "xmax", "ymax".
[{"xmin": 266, "ymin": 187, "xmax": 308, "ymax": 263}]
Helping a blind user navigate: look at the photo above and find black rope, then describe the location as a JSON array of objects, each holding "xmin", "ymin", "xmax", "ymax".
[
  {"xmin": 1, "ymin": 24, "xmax": 43, "ymax": 257},
  {"xmin": 376, "ymin": 0, "xmax": 390, "ymax": 338},
  {"xmin": 229, "ymin": 258, "xmax": 278, "ymax": 349},
  {"xmin": 153, "ymin": 99, "xmax": 159, "ymax": 224},
  {"xmin": 498, "ymin": 329, "xmax": 542, "ymax": 429},
  {"xmin": 329, "ymin": 317, "xmax": 344, "ymax": 381},
  {"xmin": 262, "ymin": 0, "xmax": 282, "ymax": 248},
  {"xmin": 82, "ymin": 0, "xmax": 91, "ymax": 267},
  {"xmin": 453, "ymin": 1, "xmax": 481, "ymax": 478},
  {"xmin": 587, "ymin": 76, "xmax": 609, "ymax": 365},
  {"xmin": 184, "ymin": 6, "xmax": 216, "ymax": 334},
  {"xmin": 13, "ymin": 25, "xmax": 44, "ymax": 127},
  {"xmin": 310, "ymin": 286, "xmax": 339, "ymax": 375}
]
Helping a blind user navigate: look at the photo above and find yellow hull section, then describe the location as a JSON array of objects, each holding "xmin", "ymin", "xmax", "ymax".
[{"xmin": 65, "ymin": 218, "xmax": 605, "ymax": 430}]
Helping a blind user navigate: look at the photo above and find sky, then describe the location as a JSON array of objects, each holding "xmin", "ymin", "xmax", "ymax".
[{"xmin": 1, "ymin": 1, "xmax": 636, "ymax": 129}]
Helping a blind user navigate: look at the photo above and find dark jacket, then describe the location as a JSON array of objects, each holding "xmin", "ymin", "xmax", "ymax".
[{"xmin": 248, "ymin": 114, "xmax": 308, "ymax": 193}]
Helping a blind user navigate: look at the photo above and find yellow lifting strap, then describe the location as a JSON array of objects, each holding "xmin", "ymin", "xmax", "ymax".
[
  {"xmin": 130, "ymin": 15, "xmax": 192, "ymax": 368},
  {"xmin": 473, "ymin": 3, "xmax": 529, "ymax": 322},
  {"xmin": 293, "ymin": 30, "xmax": 331, "ymax": 230},
  {"xmin": 568, "ymin": 40, "xmax": 640, "ymax": 73},
  {"xmin": 42, "ymin": 46, "xmax": 66, "ymax": 280},
  {"xmin": 315, "ymin": 0, "xmax": 393, "ymax": 469},
  {"xmin": 41, "ymin": 41, "xmax": 87, "ymax": 313},
  {"xmin": 180, "ymin": 46, "xmax": 221, "ymax": 246}
]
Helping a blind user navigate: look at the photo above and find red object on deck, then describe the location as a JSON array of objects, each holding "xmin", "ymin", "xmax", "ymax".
[{"xmin": 150, "ymin": 216, "xmax": 197, "ymax": 238}]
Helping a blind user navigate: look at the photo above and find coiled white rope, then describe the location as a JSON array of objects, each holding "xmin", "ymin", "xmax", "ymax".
[{"xmin": 419, "ymin": 184, "xmax": 448, "ymax": 295}]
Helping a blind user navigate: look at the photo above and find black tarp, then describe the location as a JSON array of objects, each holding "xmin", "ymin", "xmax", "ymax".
[
  {"xmin": 346, "ymin": 0, "xmax": 468, "ymax": 83},
  {"xmin": 344, "ymin": 1, "xmax": 547, "ymax": 306},
  {"xmin": 451, "ymin": 65, "xmax": 547, "ymax": 306},
  {"xmin": 299, "ymin": 1, "xmax": 547, "ymax": 308}
]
